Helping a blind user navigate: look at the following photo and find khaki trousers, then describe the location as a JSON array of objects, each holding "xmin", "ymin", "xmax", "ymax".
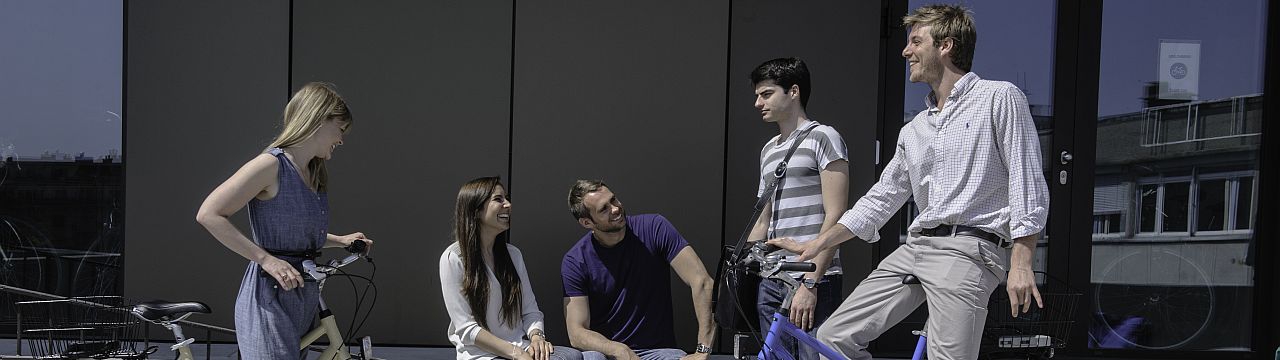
[{"xmin": 816, "ymin": 234, "xmax": 1007, "ymax": 360}]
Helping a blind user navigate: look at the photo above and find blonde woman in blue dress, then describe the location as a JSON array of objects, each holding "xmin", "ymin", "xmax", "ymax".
[{"xmin": 197, "ymin": 82, "xmax": 374, "ymax": 359}]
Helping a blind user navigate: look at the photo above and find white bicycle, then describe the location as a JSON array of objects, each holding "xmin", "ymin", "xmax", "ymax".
[{"xmin": 131, "ymin": 240, "xmax": 379, "ymax": 360}]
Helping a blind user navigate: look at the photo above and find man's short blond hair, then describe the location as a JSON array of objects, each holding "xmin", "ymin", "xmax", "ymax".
[{"xmin": 903, "ymin": 4, "xmax": 977, "ymax": 72}]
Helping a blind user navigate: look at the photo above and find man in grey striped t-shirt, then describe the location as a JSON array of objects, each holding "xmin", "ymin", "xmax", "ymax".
[{"xmin": 747, "ymin": 57, "xmax": 850, "ymax": 360}]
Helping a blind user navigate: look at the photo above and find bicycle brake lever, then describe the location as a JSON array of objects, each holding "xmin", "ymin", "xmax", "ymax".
[
  {"xmin": 303, "ymin": 260, "xmax": 325, "ymax": 281},
  {"xmin": 335, "ymin": 253, "xmax": 361, "ymax": 267}
]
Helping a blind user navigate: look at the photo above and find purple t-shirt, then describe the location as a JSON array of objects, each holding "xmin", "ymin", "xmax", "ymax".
[{"xmin": 561, "ymin": 214, "xmax": 689, "ymax": 350}]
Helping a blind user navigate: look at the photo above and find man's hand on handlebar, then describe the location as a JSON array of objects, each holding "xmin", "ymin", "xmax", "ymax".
[{"xmin": 765, "ymin": 237, "xmax": 816, "ymax": 261}]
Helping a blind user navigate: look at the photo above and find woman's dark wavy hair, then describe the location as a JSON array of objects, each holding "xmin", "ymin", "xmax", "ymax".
[{"xmin": 454, "ymin": 176, "xmax": 521, "ymax": 329}]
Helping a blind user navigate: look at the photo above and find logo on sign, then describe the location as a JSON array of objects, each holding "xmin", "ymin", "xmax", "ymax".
[{"xmin": 1170, "ymin": 63, "xmax": 1189, "ymax": 80}]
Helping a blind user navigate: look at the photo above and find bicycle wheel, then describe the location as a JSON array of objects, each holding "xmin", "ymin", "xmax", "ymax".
[
  {"xmin": 1092, "ymin": 247, "xmax": 1213, "ymax": 349},
  {"xmin": 0, "ymin": 216, "xmax": 50, "ymax": 291}
]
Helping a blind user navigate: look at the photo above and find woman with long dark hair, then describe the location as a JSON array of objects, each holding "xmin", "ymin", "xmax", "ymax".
[{"xmin": 440, "ymin": 177, "xmax": 582, "ymax": 360}]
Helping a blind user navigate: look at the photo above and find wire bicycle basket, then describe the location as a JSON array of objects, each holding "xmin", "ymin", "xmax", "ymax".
[
  {"xmin": 980, "ymin": 275, "xmax": 1082, "ymax": 359},
  {"xmin": 15, "ymin": 296, "xmax": 153, "ymax": 359}
]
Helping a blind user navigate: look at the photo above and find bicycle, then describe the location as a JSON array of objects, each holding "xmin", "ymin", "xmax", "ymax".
[
  {"xmin": 731, "ymin": 241, "xmax": 848, "ymax": 360},
  {"xmin": 729, "ymin": 241, "xmax": 1079, "ymax": 360},
  {"xmin": 129, "ymin": 239, "xmax": 379, "ymax": 360}
]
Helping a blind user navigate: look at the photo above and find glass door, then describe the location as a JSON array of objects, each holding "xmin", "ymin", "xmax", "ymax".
[{"xmin": 1087, "ymin": 0, "xmax": 1265, "ymax": 352}]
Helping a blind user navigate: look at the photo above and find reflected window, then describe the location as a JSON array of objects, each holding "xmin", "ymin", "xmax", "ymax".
[
  {"xmin": 1162, "ymin": 182, "xmax": 1190, "ymax": 233},
  {"xmin": 1197, "ymin": 179, "xmax": 1227, "ymax": 231},
  {"xmin": 1093, "ymin": 213, "xmax": 1123, "ymax": 234},
  {"xmin": 1138, "ymin": 184, "xmax": 1158, "ymax": 233},
  {"xmin": 1195, "ymin": 175, "xmax": 1255, "ymax": 233}
]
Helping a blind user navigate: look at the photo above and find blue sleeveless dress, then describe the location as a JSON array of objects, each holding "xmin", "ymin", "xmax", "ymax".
[{"xmin": 234, "ymin": 148, "xmax": 327, "ymax": 359}]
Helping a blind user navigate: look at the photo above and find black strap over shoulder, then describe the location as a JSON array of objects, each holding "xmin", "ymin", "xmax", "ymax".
[
  {"xmin": 764, "ymin": 122, "xmax": 819, "ymax": 241},
  {"xmin": 718, "ymin": 121, "xmax": 819, "ymax": 283},
  {"xmin": 712, "ymin": 122, "xmax": 819, "ymax": 332}
]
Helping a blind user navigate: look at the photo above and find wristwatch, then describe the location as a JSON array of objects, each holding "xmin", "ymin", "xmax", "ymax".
[
  {"xmin": 695, "ymin": 343, "xmax": 713, "ymax": 354},
  {"xmin": 800, "ymin": 277, "xmax": 818, "ymax": 289}
]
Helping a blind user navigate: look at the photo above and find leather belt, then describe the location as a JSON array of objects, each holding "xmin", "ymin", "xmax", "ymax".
[
  {"xmin": 258, "ymin": 248, "xmax": 320, "ymax": 282},
  {"xmin": 919, "ymin": 225, "xmax": 1004, "ymax": 246}
]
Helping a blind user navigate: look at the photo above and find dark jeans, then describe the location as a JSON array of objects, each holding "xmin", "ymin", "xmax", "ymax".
[{"xmin": 757, "ymin": 275, "xmax": 842, "ymax": 360}]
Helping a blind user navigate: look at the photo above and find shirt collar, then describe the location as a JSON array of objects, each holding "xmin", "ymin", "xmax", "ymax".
[{"xmin": 924, "ymin": 72, "xmax": 981, "ymax": 114}]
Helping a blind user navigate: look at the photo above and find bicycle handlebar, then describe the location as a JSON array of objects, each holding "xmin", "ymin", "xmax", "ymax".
[
  {"xmin": 738, "ymin": 241, "xmax": 816, "ymax": 278},
  {"xmin": 778, "ymin": 261, "xmax": 816, "ymax": 272},
  {"xmin": 303, "ymin": 240, "xmax": 372, "ymax": 281}
]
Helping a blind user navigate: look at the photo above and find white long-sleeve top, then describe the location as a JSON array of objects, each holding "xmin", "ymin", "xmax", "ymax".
[{"xmin": 440, "ymin": 242, "xmax": 545, "ymax": 360}]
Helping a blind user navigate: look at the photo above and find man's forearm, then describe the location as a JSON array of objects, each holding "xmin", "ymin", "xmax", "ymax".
[
  {"xmin": 1009, "ymin": 234, "xmax": 1037, "ymax": 271},
  {"xmin": 804, "ymin": 248, "xmax": 836, "ymax": 281},
  {"xmin": 814, "ymin": 224, "xmax": 856, "ymax": 254},
  {"xmin": 691, "ymin": 275, "xmax": 716, "ymax": 346},
  {"xmin": 568, "ymin": 327, "xmax": 627, "ymax": 355},
  {"xmin": 805, "ymin": 216, "xmax": 843, "ymax": 279}
]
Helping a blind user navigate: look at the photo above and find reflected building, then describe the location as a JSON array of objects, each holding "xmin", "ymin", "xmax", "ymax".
[
  {"xmin": 0, "ymin": 155, "xmax": 125, "ymax": 334},
  {"xmin": 1089, "ymin": 93, "xmax": 1260, "ymax": 350}
]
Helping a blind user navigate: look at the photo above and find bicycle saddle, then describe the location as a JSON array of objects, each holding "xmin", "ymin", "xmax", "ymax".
[{"xmin": 131, "ymin": 300, "xmax": 211, "ymax": 321}]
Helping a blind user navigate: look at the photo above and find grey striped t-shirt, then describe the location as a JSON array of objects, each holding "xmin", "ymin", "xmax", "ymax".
[{"xmin": 758, "ymin": 120, "xmax": 848, "ymax": 276}]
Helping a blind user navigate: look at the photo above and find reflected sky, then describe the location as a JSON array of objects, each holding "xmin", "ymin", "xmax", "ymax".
[
  {"xmin": 904, "ymin": 0, "xmax": 1056, "ymax": 118},
  {"xmin": 1, "ymin": 1, "xmax": 122, "ymax": 158}
]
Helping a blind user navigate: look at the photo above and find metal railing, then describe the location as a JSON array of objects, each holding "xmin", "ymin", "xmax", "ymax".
[{"xmin": 1141, "ymin": 93, "xmax": 1263, "ymax": 147}]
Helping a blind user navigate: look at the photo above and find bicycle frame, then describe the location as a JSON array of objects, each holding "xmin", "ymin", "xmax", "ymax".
[
  {"xmin": 137, "ymin": 309, "xmax": 204, "ymax": 360},
  {"xmin": 161, "ymin": 285, "xmax": 362, "ymax": 360},
  {"xmin": 298, "ymin": 245, "xmax": 375, "ymax": 360},
  {"xmin": 738, "ymin": 242, "xmax": 848, "ymax": 360},
  {"xmin": 759, "ymin": 311, "xmax": 846, "ymax": 360},
  {"xmin": 168, "ymin": 320, "xmax": 197, "ymax": 360},
  {"xmin": 164, "ymin": 242, "xmax": 373, "ymax": 360},
  {"xmin": 299, "ymin": 288, "xmax": 353, "ymax": 359}
]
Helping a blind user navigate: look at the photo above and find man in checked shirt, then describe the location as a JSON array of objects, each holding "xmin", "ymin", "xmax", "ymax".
[{"xmin": 767, "ymin": 4, "xmax": 1049, "ymax": 360}]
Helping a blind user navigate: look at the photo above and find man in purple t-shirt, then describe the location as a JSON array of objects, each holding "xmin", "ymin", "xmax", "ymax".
[{"xmin": 562, "ymin": 180, "xmax": 716, "ymax": 360}]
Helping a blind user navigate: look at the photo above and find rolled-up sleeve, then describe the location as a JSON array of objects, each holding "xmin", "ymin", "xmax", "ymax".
[
  {"xmin": 837, "ymin": 135, "xmax": 914, "ymax": 243},
  {"xmin": 440, "ymin": 249, "xmax": 482, "ymax": 345},
  {"xmin": 993, "ymin": 86, "xmax": 1049, "ymax": 239}
]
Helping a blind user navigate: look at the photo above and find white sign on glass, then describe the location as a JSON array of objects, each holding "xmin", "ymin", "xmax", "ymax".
[{"xmin": 1158, "ymin": 39, "xmax": 1200, "ymax": 101}]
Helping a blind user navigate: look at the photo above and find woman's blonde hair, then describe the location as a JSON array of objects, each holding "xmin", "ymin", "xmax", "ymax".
[{"xmin": 268, "ymin": 82, "xmax": 352, "ymax": 192}]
